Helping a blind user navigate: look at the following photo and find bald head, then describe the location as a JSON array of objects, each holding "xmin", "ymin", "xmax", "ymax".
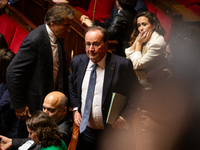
[{"xmin": 43, "ymin": 91, "xmax": 68, "ymax": 122}]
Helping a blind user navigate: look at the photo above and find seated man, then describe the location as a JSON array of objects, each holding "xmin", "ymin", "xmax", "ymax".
[{"xmin": 0, "ymin": 91, "xmax": 73, "ymax": 150}]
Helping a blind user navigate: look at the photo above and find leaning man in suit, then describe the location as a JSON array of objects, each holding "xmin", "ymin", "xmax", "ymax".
[
  {"xmin": 6, "ymin": 3, "xmax": 75, "ymax": 138},
  {"xmin": 69, "ymin": 26, "xmax": 141, "ymax": 150},
  {"xmin": 0, "ymin": 91, "xmax": 73, "ymax": 150}
]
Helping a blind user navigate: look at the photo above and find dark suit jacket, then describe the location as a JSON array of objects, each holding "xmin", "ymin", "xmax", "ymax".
[
  {"xmin": 0, "ymin": 83, "xmax": 17, "ymax": 138},
  {"xmin": 69, "ymin": 52, "xmax": 140, "ymax": 124},
  {"xmin": 105, "ymin": 0, "xmax": 148, "ymax": 23},
  {"xmin": 95, "ymin": 9, "xmax": 137, "ymax": 57},
  {"xmin": 11, "ymin": 116, "xmax": 73, "ymax": 150},
  {"xmin": 6, "ymin": 24, "xmax": 69, "ymax": 114}
]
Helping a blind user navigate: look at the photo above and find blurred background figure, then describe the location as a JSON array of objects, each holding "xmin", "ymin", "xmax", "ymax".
[
  {"xmin": 133, "ymin": 31, "xmax": 200, "ymax": 150},
  {"xmin": 0, "ymin": 33, "xmax": 17, "ymax": 138}
]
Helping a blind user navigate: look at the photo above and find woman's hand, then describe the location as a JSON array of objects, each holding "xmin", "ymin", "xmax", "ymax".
[
  {"xmin": 135, "ymin": 31, "xmax": 152, "ymax": 52},
  {"xmin": 137, "ymin": 31, "xmax": 152, "ymax": 44},
  {"xmin": 130, "ymin": 35, "xmax": 140, "ymax": 51}
]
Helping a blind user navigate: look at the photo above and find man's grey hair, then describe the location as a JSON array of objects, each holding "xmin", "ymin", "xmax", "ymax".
[{"xmin": 44, "ymin": 3, "xmax": 75, "ymax": 25}]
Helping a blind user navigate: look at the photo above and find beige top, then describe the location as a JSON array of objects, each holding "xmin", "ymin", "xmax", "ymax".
[{"xmin": 125, "ymin": 31, "xmax": 166, "ymax": 71}]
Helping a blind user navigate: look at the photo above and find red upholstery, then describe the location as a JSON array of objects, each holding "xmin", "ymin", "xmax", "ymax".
[
  {"xmin": 188, "ymin": 5, "xmax": 200, "ymax": 17},
  {"xmin": 75, "ymin": 0, "xmax": 115, "ymax": 21},
  {"xmin": 143, "ymin": 0, "xmax": 171, "ymax": 42},
  {"xmin": 0, "ymin": 14, "xmax": 28, "ymax": 54},
  {"xmin": 176, "ymin": 0, "xmax": 200, "ymax": 17}
]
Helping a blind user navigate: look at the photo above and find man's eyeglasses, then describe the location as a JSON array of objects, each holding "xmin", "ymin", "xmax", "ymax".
[{"xmin": 84, "ymin": 42, "xmax": 101, "ymax": 49}]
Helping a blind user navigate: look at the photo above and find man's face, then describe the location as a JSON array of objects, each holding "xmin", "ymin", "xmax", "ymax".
[
  {"xmin": 43, "ymin": 97, "xmax": 64, "ymax": 122},
  {"xmin": 85, "ymin": 30, "xmax": 108, "ymax": 63},
  {"xmin": 50, "ymin": 19, "xmax": 73, "ymax": 38}
]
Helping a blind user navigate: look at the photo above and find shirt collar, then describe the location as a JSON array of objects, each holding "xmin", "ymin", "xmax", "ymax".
[
  {"xmin": 45, "ymin": 24, "xmax": 57, "ymax": 44},
  {"xmin": 88, "ymin": 54, "xmax": 107, "ymax": 69}
]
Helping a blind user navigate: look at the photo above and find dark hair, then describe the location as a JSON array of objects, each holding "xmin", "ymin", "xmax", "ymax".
[
  {"xmin": 0, "ymin": 33, "xmax": 8, "ymax": 49},
  {"xmin": 26, "ymin": 110, "xmax": 62, "ymax": 148},
  {"xmin": 0, "ymin": 48, "xmax": 15, "ymax": 84},
  {"xmin": 129, "ymin": 11, "xmax": 166, "ymax": 45},
  {"xmin": 117, "ymin": 0, "xmax": 137, "ymax": 10},
  {"xmin": 44, "ymin": 3, "xmax": 75, "ymax": 25},
  {"xmin": 85, "ymin": 26, "xmax": 109, "ymax": 43}
]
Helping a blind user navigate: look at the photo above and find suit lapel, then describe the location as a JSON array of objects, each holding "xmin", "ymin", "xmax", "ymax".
[
  {"xmin": 102, "ymin": 53, "xmax": 115, "ymax": 104},
  {"xmin": 77, "ymin": 56, "xmax": 89, "ymax": 99},
  {"xmin": 43, "ymin": 25, "xmax": 54, "ymax": 84}
]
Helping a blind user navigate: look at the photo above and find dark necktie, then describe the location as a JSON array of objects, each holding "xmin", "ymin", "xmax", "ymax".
[
  {"xmin": 79, "ymin": 63, "xmax": 97, "ymax": 133},
  {"xmin": 55, "ymin": 39, "xmax": 64, "ymax": 92}
]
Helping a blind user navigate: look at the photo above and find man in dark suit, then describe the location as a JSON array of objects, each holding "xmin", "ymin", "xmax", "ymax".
[
  {"xmin": 69, "ymin": 26, "xmax": 141, "ymax": 150},
  {"xmin": 0, "ymin": 91, "xmax": 73, "ymax": 150},
  {"xmin": 6, "ymin": 3, "xmax": 75, "ymax": 138},
  {"xmin": 105, "ymin": 0, "xmax": 148, "ymax": 24}
]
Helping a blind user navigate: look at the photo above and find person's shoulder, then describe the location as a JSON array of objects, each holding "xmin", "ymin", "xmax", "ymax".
[
  {"xmin": 109, "ymin": 53, "xmax": 131, "ymax": 64},
  {"xmin": 25, "ymin": 24, "xmax": 47, "ymax": 41},
  {"xmin": 71, "ymin": 54, "xmax": 87, "ymax": 62},
  {"xmin": 150, "ymin": 32, "xmax": 166, "ymax": 46},
  {"xmin": 29, "ymin": 24, "xmax": 45, "ymax": 35},
  {"xmin": 70, "ymin": 54, "xmax": 88, "ymax": 67}
]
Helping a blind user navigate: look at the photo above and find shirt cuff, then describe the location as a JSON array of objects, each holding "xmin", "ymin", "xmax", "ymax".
[{"xmin": 73, "ymin": 107, "xmax": 78, "ymax": 111}]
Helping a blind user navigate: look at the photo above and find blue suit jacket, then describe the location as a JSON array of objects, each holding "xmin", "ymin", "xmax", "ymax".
[{"xmin": 69, "ymin": 52, "xmax": 141, "ymax": 124}]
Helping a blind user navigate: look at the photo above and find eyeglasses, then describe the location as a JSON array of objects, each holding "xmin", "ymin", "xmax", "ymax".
[{"xmin": 84, "ymin": 42, "xmax": 101, "ymax": 49}]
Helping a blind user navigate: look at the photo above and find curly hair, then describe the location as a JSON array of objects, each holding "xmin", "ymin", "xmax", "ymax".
[
  {"xmin": 26, "ymin": 110, "xmax": 62, "ymax": 148},
  {"xmin": 129, "ymin": 11, "xmax": 165, "ymax": 45}
]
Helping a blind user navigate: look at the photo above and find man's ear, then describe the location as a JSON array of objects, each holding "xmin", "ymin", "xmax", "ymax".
[
  {"xmin": 62, "ymin": 106, "xmax": 67, "ymax": 114},
  {"xmin": 105, "ymin": 41, "xmax": 109, "ymax": 48},
  {"xmin": 50, "ymin": 21, "xmax": 54, "ymax": 27}
]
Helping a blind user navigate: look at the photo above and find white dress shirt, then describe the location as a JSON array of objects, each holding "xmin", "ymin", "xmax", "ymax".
[
  {"xmin": 81, "ymin": 55, "xmax": 107, "ymax": 130},
  {"xmin": 45, "ymin": 24, "xmax": 58, "ymax": 87}
]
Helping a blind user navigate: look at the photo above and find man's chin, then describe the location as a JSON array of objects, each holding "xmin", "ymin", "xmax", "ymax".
[{"xmin": 88, "ymin": 55, "xmax": 97, "ymax": 60}]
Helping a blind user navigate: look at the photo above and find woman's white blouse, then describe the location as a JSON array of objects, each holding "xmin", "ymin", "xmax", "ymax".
[{"xmin": 125, "ymin": 31, "xmax": 166, "ymax": 70}]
